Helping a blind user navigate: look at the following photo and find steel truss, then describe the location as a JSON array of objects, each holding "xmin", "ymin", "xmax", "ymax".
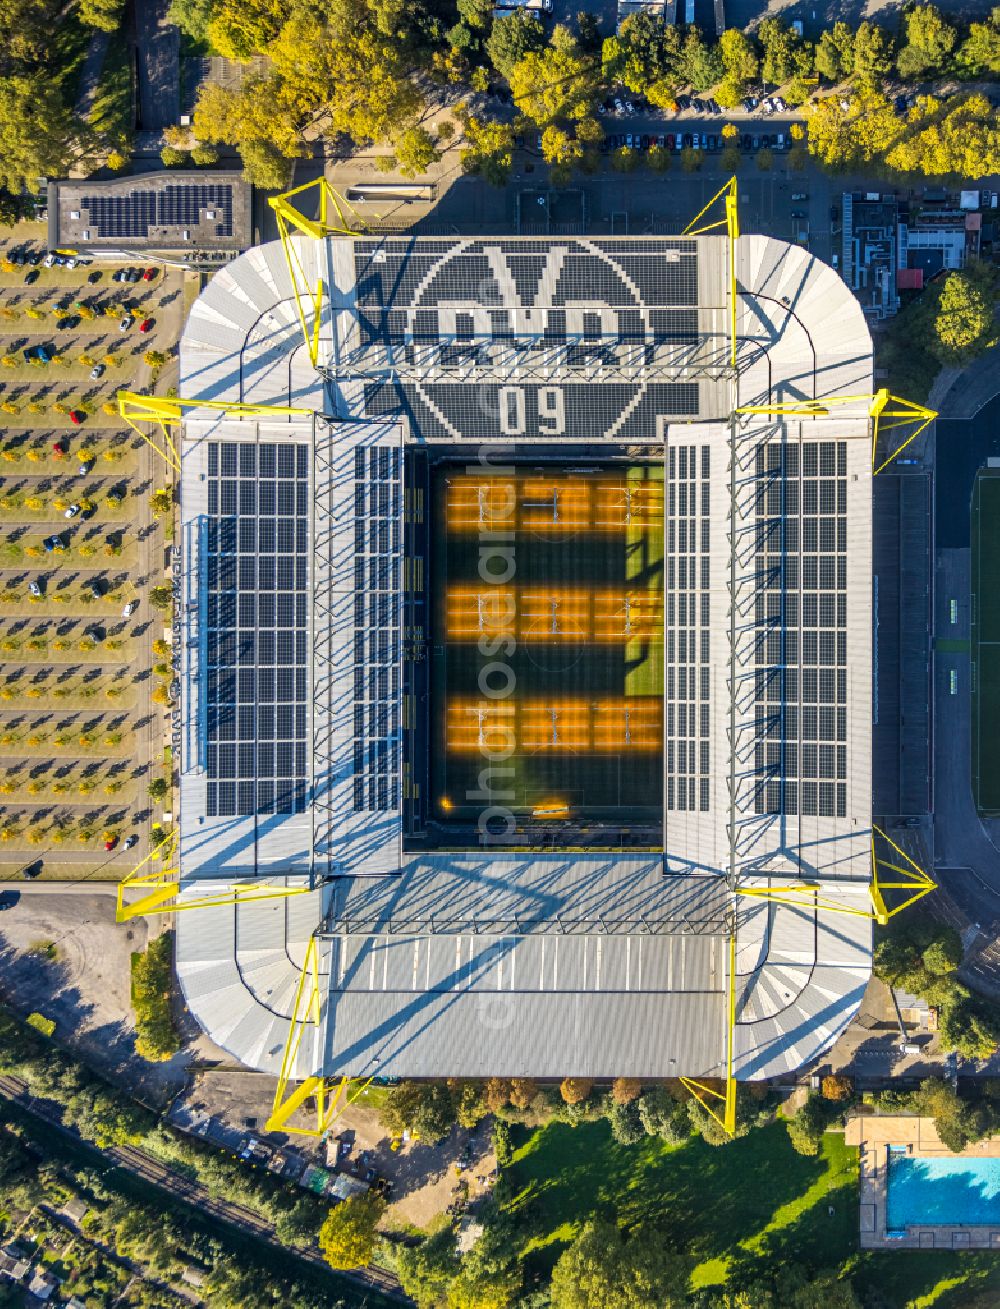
[
  {"xmin": 117, "ymin": 391, "xmax": 313, "ymax": 471},
  {"xmin": 265, "ymin": 935, "xmax": 376, "ymax": 1135},
  {"xmin": 682, "ymin": 177, "xmax": 739, "ymax": 368},
  {"xmin": 269, "ymin": 179, "xmax": 372, "ymax": 370}
]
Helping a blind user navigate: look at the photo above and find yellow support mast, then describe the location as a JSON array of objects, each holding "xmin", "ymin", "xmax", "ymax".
[
  {"xmin": 264, "ymin": 935, "xmax": 379, "ymax": 1137},
  {"xmin": 734, "ymin": 389, "xmax": 937, "ymax": 474},
  {"xmin": 118, "ymin": 391, "xmax": 313, "ymax": 472},
  {"xmin": 734, "ymin": 826, "xmax": 936, "ymax": 927},
  {"xmin": 682, "ymin": 177, "xmax": 739, "ymax": 369},
  {"xmin": 680, "ymin": 932, "xmax": 738, "ymax": 1136},
  {"xmin": 268, "ymin": 179, "xmax": 372, "ymax": 369}
]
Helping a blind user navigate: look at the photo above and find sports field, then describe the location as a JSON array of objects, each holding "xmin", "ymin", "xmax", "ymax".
[
  {"xmin": 972, "ymin": 472, "xmax": 1000, "ymax": 814},
  {"xmin": 429, "ymin": 461, "xmax": 664, "ymax": 834}
]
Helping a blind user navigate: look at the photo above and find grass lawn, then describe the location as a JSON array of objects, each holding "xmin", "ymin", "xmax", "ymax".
[{"xmin": 503, "ymin": 1118, "xmax": 1000, "ymax": 1307}]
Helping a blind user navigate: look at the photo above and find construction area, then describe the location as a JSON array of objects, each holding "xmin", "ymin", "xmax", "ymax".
[{"xmin": 114, "ymin": 182, "xmax": 939, "ymax": 1138}]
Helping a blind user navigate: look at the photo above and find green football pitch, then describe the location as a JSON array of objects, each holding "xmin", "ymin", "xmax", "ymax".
[
  {"xmin": 429, "ymin": 461, "xmax": 664, "ymax": 829},
  {"xmin": 971, "ymin": 472, "xmax": 1000, "ymax": 814}
]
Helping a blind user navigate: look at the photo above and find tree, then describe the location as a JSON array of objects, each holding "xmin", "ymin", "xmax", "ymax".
[
  {"xmin": 486, "ymin": 11, "xmax": 546, "ymax": 80},
  {"xmin": 721, "ymin": 144, "xmax": 741, "ymax": 172},
  {"xmin": 680, "ymin": 146, "xmax": 703, "ymax": 172},
  {"xmin": 602, "ymin": 11, "xmax": 682, "ymax": 96},
  {"xmin": 916, "ymin": 1078, "xmax": 992, "ymax": 1152},
  {"xmin": 897, "ymin": 4, "xmax": 957, "ymax": 80},
  {"xmin": 206, "ymin": 0, "xmax": 286, "ymax": 60},
  {"xmin": 958, "ymin": 11, "xmax": 1000, "ymax": 76},
  {"xmin": 931, "ymin": 267, "xmax": 997, "ymax": 365},
  {"xmin": 0, "ymin": 75, "xmax": 77, "ymax": 192},
  {"xmin": 938, "ymin": 995, "xmax": 1000, "ymax": 1059},
  {"xmin": 611, "ymin": 1076, "xmax": 642, "ymax": 1104},
  {"xmin": 160, "ymin": 145, "xmax": 189, "ymax": 167},
  {"xmin": 680, "ymin": 27, "xmax": 723, "ymax": 92},
  {"xmin": 815, "ymin": 22, "xmax": 854, "ymax": 82},
  {"xmin": 144, "ymin": 349, "xmax": 167, "ymax": 369},
  {"xmin": 447, "ymin": 1265, "xmax": 520, "ymax": 1309},
  {"xmin": 78, "ymin": 0, "xmax": 124, "ymax": 32},
  {"xmin": 560, "ymin": 1077, "xmax": 593, "ymax": 1105},
  {"xmin": 131, "ymin": 934, "xmax": 180, "ymax": 1061},
  {"xmin": 397, "ymin": 1228, "xmax": 459, "ymax": 1306},
  {"xmin": 147, "ymin": 777, "xmax": 169, "ymax": 801},
  {"xmin": 756, "ymin": 146, "xmax": 774, "ymax": 171},
  {"xmin": 719, "ymin": 29, "xmax": 759, "ymax": 88},
  {"xmin": 821, "ymin": 1074, "xmax": 854, "ymax": 1101},
  {"xmin": 785, "ymin": 1092, "xmax": 834, "ymax": 1156},
  {"xmin": 509, "ymin": 26, "xmax": 598, "ymax": 127},
  {"xmin": 549, "ymin": 1219, "xmax": 687, "ymax": 1309},
  {"xmin": 379, "ymin": 1080, "xmax": 456, "ymax": 1142},
  {"xmin": 149, "ymin": 584, "xmax": 173, "ymax": 610},
  {"xmin": 757, "ymin": 17, "xmax": 812, "ymax": 87},
  {"xmin": 318, "ymin": 1191, "xmax": 385, "ymax": 1269},
  {"xmin": 393, "ymin": 126, "xmax": 440, "ymax": 178},
  {"xmin": 459, "ymin": 113, "xmax": 515, "ymax": 186},
  {"xmin": 167, "ymin": 0, "xmax": 215, "ymax": 42},
  {"xmin": 607, "ymin": 1098, "xmax": 644, "ymax": 1146},
  {"xmin": 509, "ymin": 1077, "xmax": 538, "ymax": 1109}
]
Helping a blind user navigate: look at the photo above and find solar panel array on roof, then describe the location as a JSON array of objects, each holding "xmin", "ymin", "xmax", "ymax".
[
  {"xmin": 79, "ymin": 184, "xmax": 234, "ymax": 239},
  {"xmin": 755, "ymin": 440, "xmax": 849, "ymax": 819},
  {"xmin": 203, "ymin": 439, "xmax": 310, "ymax": 817}
]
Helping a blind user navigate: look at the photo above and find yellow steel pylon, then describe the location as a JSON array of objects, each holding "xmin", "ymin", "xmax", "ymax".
[
  {"xmin": 680, "ymin": 932, "xmax": 737, "ymax": 1136},
  {"xmin": 264, "ymin": 936, "xmax": 378, "ymax": 1136},
  {"xmin": 734, "ymin": 389, "xmax": 937, "ymax": 474},
  {"xmin": 734, "ymin": 826, "xmax": 936, "ymax": 927},
  {"xmin": 115, "ymin": 827, "xmax": 316, "ymax": 922},
  {"xmin": 268, "ymin": 179, "xmax": 373, "ymax": 370},
  {"xmin": 682, "ymin": 177, "xmax": 739, "ymax": 368},
  {"xmin": 118, "ymin": 392, "xmax": 313, "ymax": 472}
]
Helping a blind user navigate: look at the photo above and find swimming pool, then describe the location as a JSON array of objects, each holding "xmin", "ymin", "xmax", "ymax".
[{"xmin": 887, "ymin": 1151, "xmax": 1000, "ymax": 1228}]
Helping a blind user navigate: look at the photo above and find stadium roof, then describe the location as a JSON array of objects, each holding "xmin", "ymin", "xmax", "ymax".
[{"xmin": 172, "ymin": 231, "xmax": 875, "ymax": 1091}]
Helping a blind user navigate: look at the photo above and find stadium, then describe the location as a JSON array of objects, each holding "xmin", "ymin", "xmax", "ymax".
[{"xmin": 124, "ymin": 184, "xmax": 935, "ymax": 1135}]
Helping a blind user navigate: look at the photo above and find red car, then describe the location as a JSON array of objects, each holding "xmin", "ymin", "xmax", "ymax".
[
  {"xmin": 142, "ymin": 267, "xmax": 157, "ymax": 281},
  {"xmin": 104, "ymin": 837, "xmax": 117, "ymax": 851},
  {"xmin": 139, "ymin": 318, "xmax": 153, "ymax": 333},
  {"xmin": 69, "ymin": 410, "xmax": 84, "ymax": 425},
  {"xmin": 52, "ymin": 440, "xmax": 67, "ymax": 456}
]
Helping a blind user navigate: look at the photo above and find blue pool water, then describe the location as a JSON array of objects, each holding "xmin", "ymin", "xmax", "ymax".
[{"xmin": 887, "ymin": 1152, "xmax": 1000, "ymax": 1228}]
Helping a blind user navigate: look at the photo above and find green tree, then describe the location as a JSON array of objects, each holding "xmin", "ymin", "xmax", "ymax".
[
  {"xmin": 393, "ymin": 126, "xmax": 440, "ymax": 177},
  {"xmin": 607, "ymin": 1098, "xmax": 644, "ymax": 1146},
  {"xmin": 147, "ymin": 776, "xmax": 169, "ymax": 801},
  {"xmin": 549, "ymin": 1218, "xmax": 687, "ymax": 1309},
  {"xmin": 757, "ymin": 17, "xmax": 812, "ymax": 86},
  {"xmin": 379, "ymin": 1080, "xmax": 456, "ymax": 1142},
  {"xmin": 719, "ymin": 28, "xmax": 759, "ymax": 87},
  {"xmin": 601, "ymin": 11, "xmax": 682, "ymax": 96},
  {"xmin": 459, "ymin": 112, "xmax": 515, "ymax": 185},
  {"xmin": 318, "ymin": 1191, "xmax": 385, "ymax": 1269},
  {"xmin": 509, "ymin": 25, "xmax": 598, "ymax": 126},
  {"xmin": 206, "ymin": 0, "xmax": 285, "ymax": 60},
  {"xmin": 680, "ymin": 27, "xmax": 723, "ymax": 92},
  {"xmin": 938, "ymin": 995, "xmax": 1000, "ymax": 1060},
  {"xmin": 131, "ymin": 934, "xmax": 180, "ymax": 1061},
  {"xmin": 785, "ymin": 1092, "xmax": 835, "ymax": 1156},
  {"xmin": 149, "ymin": 584, "xmax": 173, "ymax": 611},
  {"xmin": 638, "ymin": 1086, "xmax": 691, "ymax": 1143},
  {"xmin": 815, "ymin": 22, "xmax": 855, "ymax": 82},
  {"xmin": 397, "ymin": 1227, "xmax": 459, "ymax": 1306},
  {"xmin": 915, "ymin": 1078, "xmax": 991, "ymax": 1153},
  {"xmin": 931, "ymin": 267, "xmax": 997, "ymax": 365},
  {"xmin": 78, "ymin": 0, "xmax": 124, "ymax": 31},
  {"xmin": 958, "ymin": 10, "xmax": 1000, "ymax": 76},
  {"xmin": 897, "ymin": 3, "xmax": 958, "ymax": 79},
  {"xmin": 167, "ymin": 0, "xmax": 215, "ymax": 43},
  {"xmin": 486, "ymin": 10, "xmax": 546, "ymax": 80},
  {"xmin": 0, "ymin": 75, "xmax": 77, "ymax": 192},
  {"xmin": 853, "ymin": 21, "xmax": 895, "ymax": 78}
]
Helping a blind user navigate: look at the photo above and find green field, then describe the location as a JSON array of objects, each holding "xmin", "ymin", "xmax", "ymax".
[
  {"xmin": 972, "ymin": 473, "xmax": 1000, "ymax": 814},
  {"xmin": 429, "ymin": 462, "xmax": 664, "ymax": 831},
  {"xmin": 504, "ymin": 1118, "xmax": 1000, "ymax": 1306}
]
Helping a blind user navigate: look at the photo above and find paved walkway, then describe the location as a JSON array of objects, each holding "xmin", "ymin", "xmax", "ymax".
[{"xmin": 74, "ymin": 30, "xmax": 112, "ymax": 121}]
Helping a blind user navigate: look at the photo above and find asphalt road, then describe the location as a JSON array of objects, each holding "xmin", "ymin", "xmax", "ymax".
[
  {"xmin": 136, "ymin": 0, "xmax": 179, "ymax": 131},
  {"xmin": 0, "ymin": 1073, "xmax": 407, "ymax": 1302}
]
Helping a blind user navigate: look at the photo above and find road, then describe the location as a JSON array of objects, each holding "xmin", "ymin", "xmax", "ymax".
[
  {"xmin": 0, "ymin": 1073, "xmax": 407, "ymax": 1303},
  {"xmin": 135, "ymin": 0, "xmax": 179, "ymax": 131}
]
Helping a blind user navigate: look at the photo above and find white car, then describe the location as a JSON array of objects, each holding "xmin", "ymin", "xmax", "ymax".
[
  {"xmin": 119, "ymin": 316, "xmax": 131, "ymax": 332},
  {"xmin": 64, "ymin": 503, "xmax": 81, "ymax": 519},
  {"xmin": 43, "ymin": 253, "xmax": 56, "ymax": 267},
  {"xmin": 89, "ymin": 363, "xmax": 105, "ymax": 380},
  {"xmin": 122, "ymin": 599, "xmax": 138, "ymax": 618},
  {"xmin": 691, "ymin": 134, "xmax": 700, "ymax": 149}
]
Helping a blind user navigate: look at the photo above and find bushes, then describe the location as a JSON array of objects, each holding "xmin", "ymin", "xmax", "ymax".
[
  {"xmin": 785, "ymin": 1092, "xmax": 840, "ymax": 1156},
  {"xmin": 131, "ymin": 934, "xmax": 181, "ymax": 1062},
  {"xmin": 317, "ymin": 1191, "xmax": 385, "ymax": 1269}
]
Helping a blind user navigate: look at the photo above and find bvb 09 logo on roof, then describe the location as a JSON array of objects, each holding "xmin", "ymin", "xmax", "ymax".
[{"xmin": 401, "ymin": 239, "xmax": 656, "ymax": 443}]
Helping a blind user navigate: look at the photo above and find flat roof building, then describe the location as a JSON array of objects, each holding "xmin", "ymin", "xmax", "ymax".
[{"xmin": 169, "ymin": 226, "xmax": 875, "ymax": 1097}]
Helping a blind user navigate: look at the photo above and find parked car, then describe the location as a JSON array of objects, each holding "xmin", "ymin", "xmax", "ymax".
[
  {"xmin": 69, "ymin": 410, "xmax": 84, "ymax": 425},
  {"xmin": 142, "ymin": 267, "xmax": 158, "ymax": 281},
  {"xmin": 682, "ymin": 133, "xmax": 692, "ymax": 148},
  {"xmin": 119, "ymin": 316, "xmax": 132, "ymax": 332},
  {"xmin": 87, "ymin": 579, "xmax": 104, "ymax": 598},
  {"xmin": 791, "ymin": 192, "xmax": 808, "ymax": 201},
  {"xmin": 64, "ymin": 503, "xmax": 81, "ymax": 519},
  {"xmin": 706, "ymin": 134, "xmax": 718, "ymax": 151},
  {"xmin": 666, "ymin": 133, "xmax": 675, "ymax": 149},
  {"xmin": 42, "ymin": 535, "xmax": 64, "ymax": 552},
  {"xmin": 28, "ymin": 580, "xmax": 42, "ymax": 596},
  {"xmin": 104, "ymin": 836, "xmax": 117, "ymax": 851},
  {"xmin": 124, "ymin": 834, "xmax": 138, "ymax": 849},
  {"xmin": 89, "ymin": 363, "xmax": 105, "ymax": 380},
  {"xmin": 78, "ymin": 459, "xmax": 93, "ymax": 475},
  {"xmin": 742, "ymin": 134, "xmax": 752, "ymax": 150},
  {"xmin": 52, "ymin": 440, "xmax": 67, "ymax": 457},
  {"xmin": 122, "ymin": 599, "xmax": 138, "ymax": 618},
  {"xmin": 42, "ymin": 252, "xmax": 56, "ymax": 267},
  {"xmin": 113, "ymin": 269, "xmax": 128, "ymax": 282}
]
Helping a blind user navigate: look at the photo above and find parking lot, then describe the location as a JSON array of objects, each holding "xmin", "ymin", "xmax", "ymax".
[{"xmin": 0, "ymin": 231, "xmax": 191, "ymax": 878}]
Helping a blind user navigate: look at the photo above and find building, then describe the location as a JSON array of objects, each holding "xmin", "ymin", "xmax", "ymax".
[
  {"xmin": 168, "ymin": 220, "xmax": 878, "ymax": 1106},
  {"xmin": 841, "ymin": 191, "xmax": 903, "ymax": 321},
  {"xmin": 47, "ymin": 173, "xmax": 252, "ymax": 264}
]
